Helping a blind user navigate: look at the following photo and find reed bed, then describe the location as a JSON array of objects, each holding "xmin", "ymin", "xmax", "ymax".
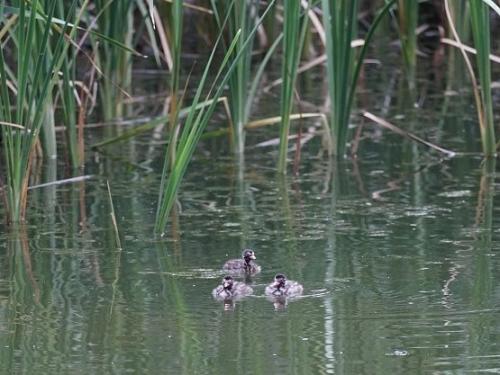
[
  {"xmin": 155, "ymin": 0, "xmax": 277, "ymax": 234},
  {"xmin": 277, "ymin": 0, "xmax": 309, "ymax": 174},
  {"xmin": 211, "ymin": 0, "xmax": 255, "ymax": 155},
  {"xmin": 0, "ymin": 0, "xmax": 499, "ymax": 227},
  {"xmin": 1, "ymin": 0, "xmax": 87, "ymax": 222},
  {"xmin": 321, "ymin": 0, "xmax": 396, "ymax": 156}
]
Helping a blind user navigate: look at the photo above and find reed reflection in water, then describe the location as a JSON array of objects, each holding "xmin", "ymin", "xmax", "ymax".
[{"xmin": 0, "ymin": 150, "xmax": 499, "ymax": 373}]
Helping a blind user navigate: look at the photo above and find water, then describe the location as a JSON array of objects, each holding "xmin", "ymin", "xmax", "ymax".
[{"xmin": 1, "ymin": 65, "xmax": 500, "ymax": 373}]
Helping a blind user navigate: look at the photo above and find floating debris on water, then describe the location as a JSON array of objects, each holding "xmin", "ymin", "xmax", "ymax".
[{"xmin": 386, "ymin": 349, "xmax": 409, "ymax": 357}]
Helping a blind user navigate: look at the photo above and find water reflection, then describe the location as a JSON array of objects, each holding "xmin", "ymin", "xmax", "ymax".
[{"xmin": 0, "ymin": 147, "xmax": 499, "ymax": 373}]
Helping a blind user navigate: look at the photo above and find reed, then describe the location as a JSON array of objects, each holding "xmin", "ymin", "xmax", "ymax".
[
  {"xmin": 211, "ymin": 0, "xmax": 277, "ymax": 155},
  {"xmin": 166, "ymin": 0, "xmax": 184, "ymax": 166},
  {"xmin": 445, "ymin": 0, "xmax": 498, "ymax": 156},
  {"xmin": 321, "ymin": 0, "xmax": 396, "ymax": 157},
  {"xmin": 55, "ymin": 0, "xmax": 81, "ymax": 168},
  {"xmin": 155, "ymin": 2, "xmax": 241, "ymax": 234},
  {"xmin": 445, "ymin": 1, "xmax": 469, "ymax": 92},
  {"xmin": 469, "ymin": 0, "xmax": 496, "ymax": 156},
  {"xmin": 90, "ymin": 0, "xmax": 135, "ymax": 121},
  {"xmin": 211, "ymin": 0, "xmax": 254, "ymax": 155},
  {"xmin": 0, "ymin": 0, "xmax": 87, "ymax": 223},
  {"xmin": 396, "ymin": 0, "xmax": 418, "ymax": 88},
  {"xmin": 277, "ymin": 0, "xmax": 310, "ymax": 174},
  {"xmin": 155, "ymin": 0, "xmax": 277, "ymax": 234},
  {"xmin": 321, "ymin": 0, "xmax": 358, "ymax": 157}
]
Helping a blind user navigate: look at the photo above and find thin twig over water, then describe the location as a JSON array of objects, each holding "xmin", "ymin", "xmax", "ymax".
[{"xmin": 362, "ymin": 111, "xmax": 457, "ymax": 157}]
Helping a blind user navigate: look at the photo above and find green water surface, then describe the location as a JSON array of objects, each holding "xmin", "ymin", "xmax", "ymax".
[{"xmin": 1, "ymin": 62, "xmax": 500, "ymax": 374}]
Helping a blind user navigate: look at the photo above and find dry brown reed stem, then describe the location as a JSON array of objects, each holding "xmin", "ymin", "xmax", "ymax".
[
  {"xmin": 362, "ymin": 111, "xmax": 457, "ymax": 157},
  {"xmin": 78, "ymin": 55, "xmax": 98, "ymax": 168},
  {"xmin": 302, "ymin": 0, "xmax": 325, "ymax": 45},
  {"xmin": 263, "ymin": 39, "xmax": 365, "ymax": 92},
  {"xmin": 245, "ymin": 112, "xmax": 326, "ymax": 129},
  {"xmin": 153, "ymin": 7, "xmax": 172, "ymax": 69},
  {"xmin": 0, "ymin": 14, "xmax": 17, "ymax": 40},
  {"xmin": 28, "ymin": 175, "xmax": 93, "ymax": 190},
  {"xmin": 372, "ymin": 158, "xmax": 448, "ymax": 201},
  {"xmin": 0, "ymin": 121, "xmax": 25, "ymax": 129},
  {"xmin": 441, "ymin": 38, "xmax": 500, "ymax": 64},
  {"xmin": 164, "ymin": 0, "xmax": 213, "ymax": 14}
]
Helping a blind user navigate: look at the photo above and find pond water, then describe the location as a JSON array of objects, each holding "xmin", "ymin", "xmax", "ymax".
[{"xmin": 1, "ymin": 60, "xmax": 500, "ymax": 374}]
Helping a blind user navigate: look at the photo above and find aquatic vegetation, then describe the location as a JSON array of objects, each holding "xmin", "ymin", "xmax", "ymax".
[
  {"xmin": 445, "ymin": 0, "xmax": 498, "ymax": 156},
  {"xmin": 396, "ymin": 0, "xmax": 418, "ymax": 88},
  {"xmin": 2, "ymin": 4, "xmax": 500, "ymax": 374},
  {"xmin": 321, "ymin": 0, "xmax": 396, "ymax": 157},
  {"xmin": 165, "ymin": 0, "xmax": 183, "ymax": 168},
  {"xmin": 211, "ymin": 0, "xmax": 256, "ymax": 155},
  {"xmin": 0, "ymin": 0, "xmax": 88, "ymax": 223},
  {"xmin": 277, "ymin": 0, "xmax": 310, "ymax": 173},
  {"xmin": 155, "ymin": 0, "xmax": 277, "ymax": 234},
  {"xmin": 211, "ymin": 0, "xmax": 279, "ymax": 156},
  {"xmin": 321, "ymin": 0, "xmax": 359, "ymax": 157},
  {"xmin": 90, "ymin": 0, "xmax": 136, "ymax": 121},
  {"xmin": 469, "ymin": 0, "xmax": 497, "ymax": 156}
]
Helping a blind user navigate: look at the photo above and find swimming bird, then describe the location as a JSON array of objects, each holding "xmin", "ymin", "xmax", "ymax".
[
  {"xmin": 222, "ymin": 249, "xmax": 261, "ymax": 274},
  {"xmin": 212, "ymin": 276, "xmax": 253, "ymax": 301},
  {"xmin": 265, "ymin": 273, "xmax": 303, "ymax": 297}
]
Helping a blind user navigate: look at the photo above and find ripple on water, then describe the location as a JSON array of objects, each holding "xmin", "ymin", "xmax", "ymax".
[
  {"xmin": 438, "ymin": 190, "xmax": 473, "ymax": 198},
  {"xmin": 138, "ymin": 268, "xmax": 225, "ymax": 279}
]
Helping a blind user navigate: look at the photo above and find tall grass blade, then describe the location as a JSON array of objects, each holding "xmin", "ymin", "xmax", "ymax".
[
  {"xmin": 167, "ymin": 0, "xmax": 183, "ymax": 166},
  {"xmin": 397, "ymin": 0, "xmax": 418, "ymax": 88},
  {"xmin": 56, "ymin": 0, "xmax": 80, "ymax": 168},
  {"xmin": 277, "ymin": 0, "xmax": 310, "ymax": 174},
  {"xmin": 470, "ymin": 0, "xmax": 496, "ymax": 155},
  {"xmin": 0, "ymin": 0, "xmax": 88, "ymax": 223}
]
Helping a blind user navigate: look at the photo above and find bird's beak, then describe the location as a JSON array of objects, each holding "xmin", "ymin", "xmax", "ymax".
[
  {"xmin": 223, "ymin": 282, "xmax": 231, "ymax": 289},
  {"xmin": 250, "ymin": 254, "xmax": 256, "ymax": 260}
]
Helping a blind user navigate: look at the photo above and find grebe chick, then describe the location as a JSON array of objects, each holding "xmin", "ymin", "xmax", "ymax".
[
  {"xmin": 222, "ymin": 249, "xmax": 261, "ymax": 274},
  {"xmin": 265, "ymin": 273, "xmax": 303, "ymax": 297},
  {"xmin": 212, "ymin": 276, "xmax": 253, "ymax": 301}
]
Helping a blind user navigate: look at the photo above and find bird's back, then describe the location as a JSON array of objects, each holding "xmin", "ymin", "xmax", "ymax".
[{"xmin": 223, "ymin": 259, "xmax": 245, "ymax": 270}]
